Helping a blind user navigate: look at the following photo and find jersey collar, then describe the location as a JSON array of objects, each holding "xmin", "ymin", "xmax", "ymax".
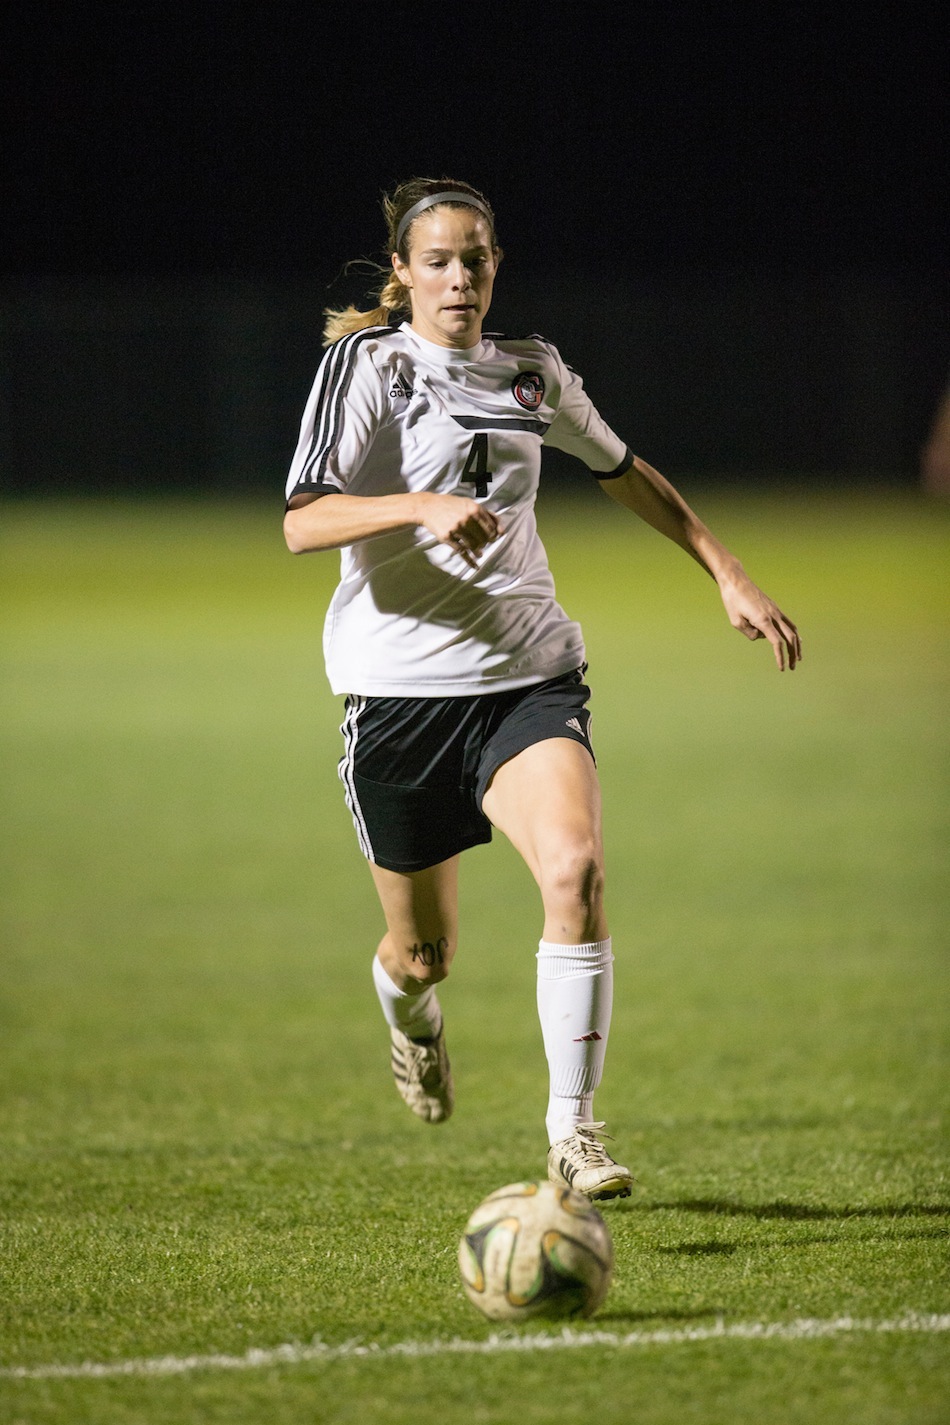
[{"xmin": 399, "ymin": 322, "xmax": 486, "ymax": 365}]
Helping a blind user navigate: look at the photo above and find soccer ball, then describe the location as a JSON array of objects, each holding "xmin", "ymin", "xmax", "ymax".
[{"xmin": 458, "ymin": 1180, "xmax": 613, "ymax": 1322}]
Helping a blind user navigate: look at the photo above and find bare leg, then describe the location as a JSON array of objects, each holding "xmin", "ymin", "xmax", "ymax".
[
  {"xmin": 481, "ymin": 738, "xmax": 608, "ymax": 943},
  {"xmin": 369, "ymin": 854, "xmax": 460, "ymax": 993}
]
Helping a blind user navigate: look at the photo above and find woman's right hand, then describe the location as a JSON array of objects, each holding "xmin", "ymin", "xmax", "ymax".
[
  {"xmin": 285, "ymin": 489, "xmax": 503, "ymax": 561},
  {"xmin": 416, "ymin": 494, "xmax": 503, "ymax": 570}
]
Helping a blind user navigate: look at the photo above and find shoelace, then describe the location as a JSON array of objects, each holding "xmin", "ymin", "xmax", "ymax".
[
  {"xmin": 568, "ymin": 1121, "xmax": 616, "ymax": 1161},
  {"xmin": 400, "ymin": 1031, "xmax": 442, "ymax": 1082}
]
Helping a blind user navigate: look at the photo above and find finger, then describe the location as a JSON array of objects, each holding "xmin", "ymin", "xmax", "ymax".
[
  {"xmin": 468, "ymin": 513, "xmax": 501, "ymax": 544},
  {"xmin": 769, "ymin": 609, "xmax": 801, "ymax": 669},
  {"xmin": 448, "ymin": 532, "xmax": 480, "ymax": 570},
  {"xmin": 740, "ymin": 612, "xmax": 784, "ymax": 666},
  {"xmin": 765, "ymin": 616, "xmax": 790, "ymax": 671},
  {"xmin": 463, "ymin": 524, "xmax": 491, "ymax": 552},
  {"xmin": 778, "ymin": 612, "xmax": 802, "ymax": 666},
  {"xmin": 467, "ymin": 517, "xmax": 503, "ymax": 552}
]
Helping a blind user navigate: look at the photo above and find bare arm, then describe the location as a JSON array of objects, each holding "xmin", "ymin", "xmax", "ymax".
[
  {"xmin": 600, "ymin": 457, "xmax": 802, "ymax": 670},
  {"xmin": 283, "ymin": 491, "xmax": 502, "ymax": 571}
]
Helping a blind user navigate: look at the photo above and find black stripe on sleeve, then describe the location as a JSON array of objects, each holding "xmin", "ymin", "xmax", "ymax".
[
  {"xmin": 299, "ymin": 327, "xmax": 394, "ymax": 489},
  {"xmin": 285, "ymin": 481, "xmax": 340, "ymax": 510},
  {"xmin": 594, "ymin": 447, "xmax": 636, "ymax": 480},
  {"xmin": 300, "ymin": 339, "xmax": 348, "ymax": 483}
]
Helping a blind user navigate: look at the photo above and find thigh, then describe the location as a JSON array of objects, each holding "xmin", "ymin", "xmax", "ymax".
[
  {"xmin": 481, "ymin": 737, "xmax": 605, "ymax": 886},
  {"xmin": 370, "ymin": 854, "xmax": 461, "ymax": 982}
]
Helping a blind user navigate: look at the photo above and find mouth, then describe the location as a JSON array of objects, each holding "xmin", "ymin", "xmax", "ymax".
[{"xmin": 443, "ymin": 304, "xmax": 476, "ymax": 314}]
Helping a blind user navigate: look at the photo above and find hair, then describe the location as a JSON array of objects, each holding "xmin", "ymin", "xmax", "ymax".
[{"xmin": 322, "ymin": 177, "xmax": 499, "ymax": 346}]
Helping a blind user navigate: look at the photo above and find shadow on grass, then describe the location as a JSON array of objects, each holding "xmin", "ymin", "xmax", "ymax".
[
  {"xmin": 658, "ymin": 1241, "xmax": 739, "ymax": 1256},
  {"xmin": 656, "ymin": 1229, "xmax": 948, "ymax": 1256},
  {"xmin": 631, "ymin": 1199, "xmax": 950, "ymax": 1221}
]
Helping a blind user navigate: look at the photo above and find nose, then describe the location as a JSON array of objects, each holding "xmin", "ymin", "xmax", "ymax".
[{"xmin": 449, "ymin": 259, "xmax": 473, "ymax": 291}]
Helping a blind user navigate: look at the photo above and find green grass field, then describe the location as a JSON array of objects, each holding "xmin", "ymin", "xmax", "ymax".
[{"xmin": 1, "ymin": 488, "xmax": 947, "ymax": 1424}]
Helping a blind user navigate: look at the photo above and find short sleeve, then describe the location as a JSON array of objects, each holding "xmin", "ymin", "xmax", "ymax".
[
  {"xmin": 285, "ymin": 330, "xmax": 388, "ymax": 505},
  {"xmin": 542, "ymin": 345, "xmax": 633, "ymax": 477}
]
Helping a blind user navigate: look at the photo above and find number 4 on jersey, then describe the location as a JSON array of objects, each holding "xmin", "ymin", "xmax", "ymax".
[{"xmin": 461, "ymin": 432, "xmax": 493, "ymax": 499}]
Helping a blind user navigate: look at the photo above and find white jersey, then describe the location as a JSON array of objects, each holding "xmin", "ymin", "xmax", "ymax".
[{"xmin": 286, "ymin": 322, "xmax": 632, "ymax": 697}]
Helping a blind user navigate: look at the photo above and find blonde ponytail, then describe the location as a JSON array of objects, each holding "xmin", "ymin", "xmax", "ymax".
[{"xmin": 322, "ymin": 270, "xmax": 411, "ymax": 346}]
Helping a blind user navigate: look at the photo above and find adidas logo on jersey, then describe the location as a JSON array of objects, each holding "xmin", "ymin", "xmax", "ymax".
[{"xmin": 389, "ymin": 372, "xmax": 414, "ymax": 401}]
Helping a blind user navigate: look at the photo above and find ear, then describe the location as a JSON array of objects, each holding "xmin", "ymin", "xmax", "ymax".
[{"xmin": 391, "ymin": 249, "xmax": 412, "ymax": 289}]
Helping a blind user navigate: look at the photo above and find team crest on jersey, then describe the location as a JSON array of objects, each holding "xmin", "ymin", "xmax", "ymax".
[
  {"xmin": 511, "ymin": 371, "xmax": 545, "ymax": 411},
  {"xmin": 389, "ymin": 371, "xmax": 415, "ymax": 401}
]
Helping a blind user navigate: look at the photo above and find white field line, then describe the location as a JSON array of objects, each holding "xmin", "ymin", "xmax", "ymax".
[{"xmin": 2, "ymin": 1313, "xmax": 948, "ymax": 1381}]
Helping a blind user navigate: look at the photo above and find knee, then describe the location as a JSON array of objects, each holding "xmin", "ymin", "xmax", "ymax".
[
  {"xmin": 407, "ymin": 933, "xmax": 454, "ymax": 986},
  {"xmin": 383, "ymin": 932, "xmax": 456, "ymax": 991},
  {"xmin": 540, "ymin": 840, "xmax": 605, "ymax": 917}
]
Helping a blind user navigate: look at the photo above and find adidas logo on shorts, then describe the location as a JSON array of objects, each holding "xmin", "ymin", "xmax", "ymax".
[{"xmin": 565, "ymin": 716, "xmax": 585, "ymax": 737}]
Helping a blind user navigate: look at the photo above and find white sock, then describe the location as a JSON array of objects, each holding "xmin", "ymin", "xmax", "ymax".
[
  {"xmin": 372, "ymin": 954, "xmax": 442, "ymax": 1041},
  {"xmin": 536, "ymin": 937, "xmax": 614, "ymax": 1145}
]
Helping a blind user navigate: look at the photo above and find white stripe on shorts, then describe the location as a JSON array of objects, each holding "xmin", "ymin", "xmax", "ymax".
[{"xmin": 338, "ymin": 696, "xmax": 376, "ymax": 862}]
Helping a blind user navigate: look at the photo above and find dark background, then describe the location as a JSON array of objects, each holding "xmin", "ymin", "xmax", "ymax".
[{"xmin": 3, "ymin": 6, "xmax": 947, "ymax": 492}]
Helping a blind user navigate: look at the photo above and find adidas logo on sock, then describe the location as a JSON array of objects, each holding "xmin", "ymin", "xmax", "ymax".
[{"xmin": 572, "ymin": 1030, "xmax": 603, "ymax": 1042}]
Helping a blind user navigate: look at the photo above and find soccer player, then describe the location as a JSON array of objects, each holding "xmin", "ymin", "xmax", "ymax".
[{"xmin": 283, "ymin": 178, "xmax": 801, "ymax": 1200}]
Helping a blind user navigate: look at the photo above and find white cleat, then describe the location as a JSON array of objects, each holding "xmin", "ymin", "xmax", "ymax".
[
  {"xmin": 389, "ymin": 1023, "xmax": 454, "ymax": 1123},
  {"xmin": 547, "ymin": 1121, "xmax": 634, "ymax": 1200}
]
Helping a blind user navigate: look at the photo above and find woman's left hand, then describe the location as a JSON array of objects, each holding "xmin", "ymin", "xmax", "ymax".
[{"xmin": 718, "ymin": 571, "xmax": 802, "ymax": 671}]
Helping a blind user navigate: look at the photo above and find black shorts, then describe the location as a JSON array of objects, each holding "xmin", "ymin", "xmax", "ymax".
[{"xmin": 338, "ymin": 667, "xmax": 595, "ymax": 873}]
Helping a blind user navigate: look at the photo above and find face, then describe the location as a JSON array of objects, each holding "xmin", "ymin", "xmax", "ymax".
[{"xmin": 392, "ymin": 206, "xmax": 499, "ymax": 349}]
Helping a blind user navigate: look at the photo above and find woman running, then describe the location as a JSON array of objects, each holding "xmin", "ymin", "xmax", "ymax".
[{"xmin": 283, "ymin": 177, "xmax": 801, "ymax": 1200}]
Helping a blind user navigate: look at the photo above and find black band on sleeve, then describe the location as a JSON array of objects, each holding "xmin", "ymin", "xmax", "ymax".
[
  {"xmin": 593, "ymin": 446, "xmax": 636, "ymax": 480},
  {"xmin": 285, "ymin": 481, "xmax": 339, "ymax": 511}
]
